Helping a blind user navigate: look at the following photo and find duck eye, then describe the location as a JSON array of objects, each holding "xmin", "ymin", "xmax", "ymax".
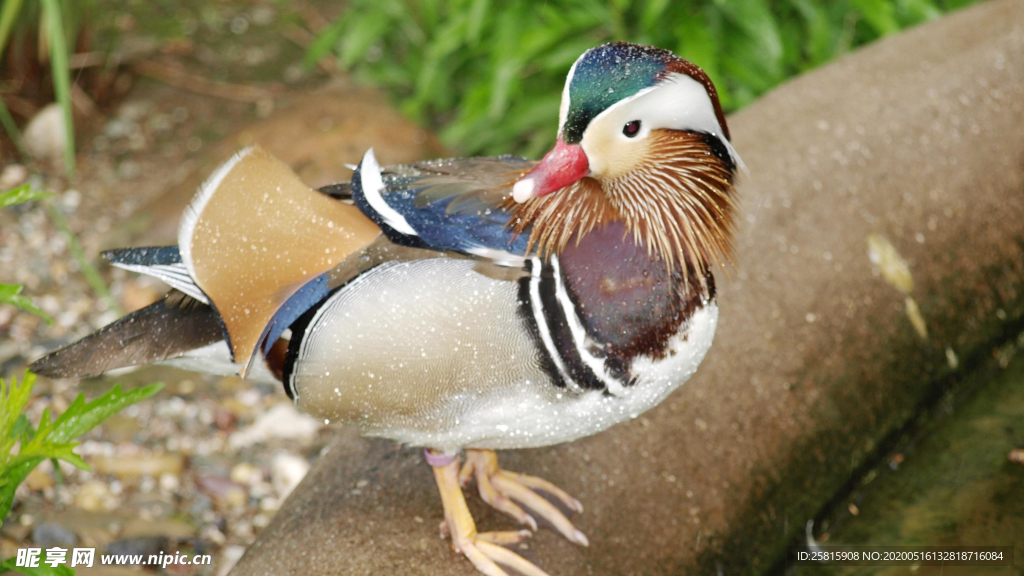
[{"xmin": 622, "ymin": 120, "xmax": 641, "ymax": 137}]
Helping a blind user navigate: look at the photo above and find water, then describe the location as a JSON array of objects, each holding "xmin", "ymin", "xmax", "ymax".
[{"xmin": 786, "ymin": 346, "xmax": 1024, "ymax": 575}]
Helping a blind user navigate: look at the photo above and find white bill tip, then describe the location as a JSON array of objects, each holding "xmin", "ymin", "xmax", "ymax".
[{"xmin": 512, "ymin": 178, "xmax": 536, "ymax": 203}]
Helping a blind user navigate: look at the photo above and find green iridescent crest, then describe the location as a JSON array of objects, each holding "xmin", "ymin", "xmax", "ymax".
[{"xmin": 561, "ymin": 43, "xmax": 673, "ymax": 143}]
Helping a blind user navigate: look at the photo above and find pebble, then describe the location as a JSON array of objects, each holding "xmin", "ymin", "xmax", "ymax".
[
  {"xmin": 1, "ymin": 537, "xmax": 21, "ymax": 560},
  {"xmin": 159, "ymin": 472, "xmax": 180, "ymax": 494},
  {"xmin": 271, "ymin": 452, "xmax": 309, "ymax": 499},
  {"xmin": 106, "ymin": 535, "xmax": 169, "ymax": 558},
  {"xmin": 189, "ymin": 494, "xmax": 213, "ymax": 518},
  {"xmin": 91, "ymin": 453, "xmax": 185, "ymax": 478},
  {"xmin": 24, "ymin": 467, "xmax": 55, "ymax": 491},
  {"xmin": 75, "ymin": 480, "xmax": 118, "ymax": 512},
  {"xmin": 0, "ymin": 164, "xmax": 27, "ymax": 188},
  {"xmin": 121, "ymin": 518, "xmax": 196, "ymax": 540},
  {"xmin": 31, "ymin": 523, "xmax": 78, "ymax": 548},
  {"xmin": 217, "ymin": 545, "xmax": 246, "ymax": 576},
  {"xmin": 197, "ymin": 476, "xmax": 247, "ymax": 509},
  {"xmin": 23, "ymin": 103, "xmax": 67, "ymax": 162},
  {"xmin": 200, "ymin": 525, "xmax": 226, "ymax": 546},
  {"xmin": 229, "ymin": 462, "xmax": 258, "ymax": 485},
  {"xmin": 228, "ymin": 402, "xmax": 320, "ymax": 448}
]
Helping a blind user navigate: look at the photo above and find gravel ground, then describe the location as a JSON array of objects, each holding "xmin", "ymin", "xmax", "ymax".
[{"xmin": 0, "ymin": 2, "xmax": 348, "ymax": 573}]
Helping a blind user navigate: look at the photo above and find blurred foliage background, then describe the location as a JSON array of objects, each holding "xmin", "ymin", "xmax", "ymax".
[{"xmin": 309, "ymin": 0, "xmax": 979, "ymax": 157}]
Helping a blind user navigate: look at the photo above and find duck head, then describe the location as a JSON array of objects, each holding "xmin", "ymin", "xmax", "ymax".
[{"xmin": 511, "ymin": 42, "xmax": 741, "ymax": 277}]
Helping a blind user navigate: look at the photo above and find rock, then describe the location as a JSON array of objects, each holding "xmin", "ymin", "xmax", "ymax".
[
  {"xmin": 23, "ymin": 467, "xmax": 55, "ymax": 492},
  {"xmin": 106, "ymin": 535, "xmax": 169, "ymax": 558},
  {"xmin": 23, "ymin": 103, "xmax": 68, "ymax": 162},
  {"xmin": 229, "ymin": 463, "xmax": 258, "ymax": 485},
  {"xmin": 120, "ymin": 279, "xmax": 162, "ymax": 313},
  {"xmin": 130, "ymin": 84, "xmax": 448, "ymax": 246},
  {"xmin": 91, "ymin": 453, "xmax": 186, "ymax": 478},
  {"xmin": 74, "ymin": 480, "xmax": 118, "ymax": 512},
  {"xmin": 120, "ymin": 518, "xmax": 196, "ymax": 541},
  {"xmin": 159, "ymin": 473, "xmax": 181, "ymax": 494},
  {"xmin": 218, "ymin": 545, "xmax": 246, "ymax": 576},
  {"xmin": 197, "ymin": 476, "xmax": 247, "ymax": 509},
  {"xmin": 31, "ymin": 523, "xmax": 78, "ymax": 548},
  {"xmin": 0, "ymin": 164, "xmax": 27, "ymax": 189},
  {"xmin": 228, "ymin": 402, "xmax": 321, "ymax": 448},
  {"xmin": 229, "ymin": 2, "xmax": 1024, "ymax": 575},
  {"xmin": 270, "ymin": 453, "xmax": 309, "ymax": 500},
  {"xmin": 189, "ymin": 494, "xmax": 214, "ymax": 519},
  {"xmin": 0, "ymin": 537, "xmax": 20, "ymax": 561},
  {"xmin": 81, "ymin": 568, "xmax": 152, "ymax": 576}
]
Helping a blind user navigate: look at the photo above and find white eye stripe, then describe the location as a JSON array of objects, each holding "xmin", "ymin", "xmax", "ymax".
[
  {"xmin": 579, "ymin": 72, "xmax": 743, "ymax": 170},
  {"xmin": 557, "ymin": 60, "xmax": 580, "ymax": 135}
]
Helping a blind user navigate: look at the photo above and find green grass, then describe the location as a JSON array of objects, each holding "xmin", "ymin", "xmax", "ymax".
[
  {"xmin": 310, "ymin": 0, "xmax": 978, "ymax": 157},
  {"xmin": 0, "ymin": 0, "xmax": 95, "ymax": 177}
]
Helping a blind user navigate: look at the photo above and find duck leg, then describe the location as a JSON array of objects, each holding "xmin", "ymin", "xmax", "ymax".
[
  {"xmin": 428, "ymin": 450, "xmax": 549, "ymax": 576},
  {"xmin": 459, "ymin": 449, "xmax": 588, "ymax": 547}
]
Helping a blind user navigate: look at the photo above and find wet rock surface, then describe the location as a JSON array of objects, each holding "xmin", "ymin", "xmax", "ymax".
[
  {"xmin": 226, "ymin": 2, "xmax": 1024, "ymax": 574},
  {"xmin": 789, "ymin": 342, "xmax": 1024, "ymax": 576}
]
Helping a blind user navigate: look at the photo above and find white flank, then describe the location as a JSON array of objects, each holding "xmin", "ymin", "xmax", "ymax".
[
  {"xmin": 177, "ymin": 147, "xmax": 255, "ymax": 279},
  {"xmin": 550, "ymin": 255, "xmax": 625, "ymax": 396},
  {"xmin": 294, "ymin": 261, "xmax": 403, "ymax": 401},
  {"xmin": 359, "ymin": 148, "xmax": 418, "ymax": 236}
]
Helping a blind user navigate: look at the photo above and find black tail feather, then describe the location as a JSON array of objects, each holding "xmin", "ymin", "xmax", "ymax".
[{"xmin": 29, "ymin": 292, "xmax": 223, "ymax": 379}]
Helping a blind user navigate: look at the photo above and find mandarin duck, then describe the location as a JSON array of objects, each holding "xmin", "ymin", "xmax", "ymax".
[{"xmin": 31, "ymin": 42, "xmax": 741, "ymax": 576}]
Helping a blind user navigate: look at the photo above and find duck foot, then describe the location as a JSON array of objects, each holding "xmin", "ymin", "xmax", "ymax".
[
  {"xmin": 459, "ymin": 448, "xmax": 588, "ymax": 546},
  {"xmin": 430, "ymin": 451, "xmax": 550, "ymax": 576}
]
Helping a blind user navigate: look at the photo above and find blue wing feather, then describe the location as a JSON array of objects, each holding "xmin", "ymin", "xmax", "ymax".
[{"xmin": 351, "ymin": 154, "xmax": 535, "ymax": 262}]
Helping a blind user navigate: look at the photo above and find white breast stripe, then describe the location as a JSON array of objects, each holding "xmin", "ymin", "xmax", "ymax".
[
  {"xmin": 528, "ymin": 257, "xmax": 576, "ymax": 390},
  {"xmin": 359, "ymin": 148, "xmax": 418, "ymax": 236},
  {"xmin": 550, "ymin": 255, "xmax": 626, "ymax": 396},
  {"xmin": 112, "ymin": 262, "xmax": 209, "ymax": 304}
]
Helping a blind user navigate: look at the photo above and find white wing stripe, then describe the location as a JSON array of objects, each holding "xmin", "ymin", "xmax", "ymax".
[
  {"xmin": 177, "ymin": 147, "xmax": 255, "ymax": 278},
  {"xmin": 112, "ymin": 262, "xmax": 209, "ymax": 304},
  {"xmin": 359, "ymin": 148, "xmax": 418, "ymax": 236}
]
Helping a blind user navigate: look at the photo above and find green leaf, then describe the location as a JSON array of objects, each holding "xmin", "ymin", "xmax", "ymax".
[
  {"xmin": 10, "ymin": 414, "xmax": 30, "ymax": 441},
  {"xmin": 0, "ymin": 373, "xmax": 164, "ymax": 522},
  {"xmin": 303, "ymin": 18, "xmax": 345, "ymax": 70},
  {"xmin": 314, "ymin": 0, "xmax": 977, "ymax": 156},
  {"xmin": 0, "ymin": 373, "xmax": 36, "ymax": 464},
  {"xmin": 0, "ymin": 284, "xmax": 54, "ymax": 325},
  {"xmin": 0, "ymin": 185, "xmax": 52, "ymax": 209},
  {"xmin": 0, "ymin": 556, "xmax": 75, "ymax": 576},
  {"xmin": 0, "ymin": 96, "xmax": 28, "ymax": 160},
  {"xmin": 0, "ymin": 0, "xmax": 24, "ymax": 62},
  {"xmin": 50, "ymin": 382, "xmax": 164, "ymax": 443},
  {"xmin": 853, "ymin": 0, "xmax": 901, "ymax": 36},
  {"xmin": 0, "ymin": 458, "xmax": 45, "ymax": 522}
]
